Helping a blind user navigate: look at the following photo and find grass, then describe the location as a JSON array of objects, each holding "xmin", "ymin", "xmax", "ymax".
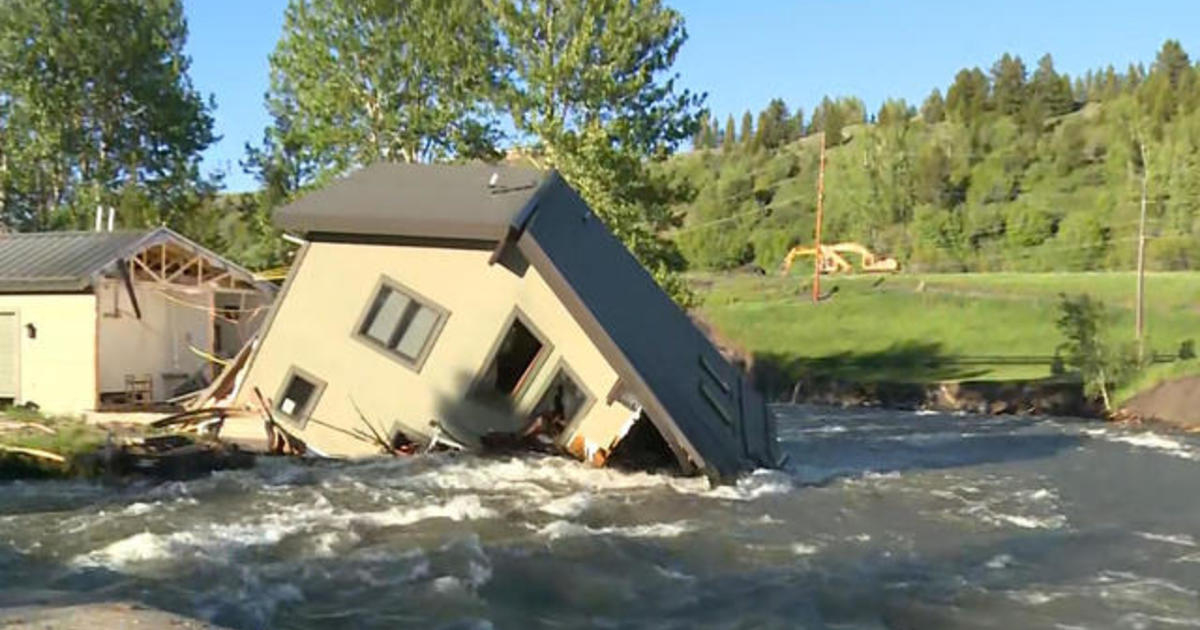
[
  {"xmin": 0, "ymin": 408, "xmax": 108, "ymax": 479},
  {"xmin": 1113, "ymin": 359, "xmax": 1200, "ymax": 407},
  {"xmin": 693, "ymin": 271, "xmax": 1200, "ymax": 385}
]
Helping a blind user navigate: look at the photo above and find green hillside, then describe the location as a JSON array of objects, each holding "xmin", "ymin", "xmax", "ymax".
[{"xmin": 662, "ymin": 42, "xmax": 1200, "ymax": 278}]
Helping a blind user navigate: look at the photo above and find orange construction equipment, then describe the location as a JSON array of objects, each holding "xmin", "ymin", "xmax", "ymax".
[{"xmin": 780, "ymin": 242, "xmax": 900, "ymax": 275}]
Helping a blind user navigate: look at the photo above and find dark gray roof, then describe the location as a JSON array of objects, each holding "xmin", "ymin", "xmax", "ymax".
[
  {"xmin": 0, "ymin": 231, "xmax": 151, "ymax": 292},
  {"xmin": 278, "ymin": 162, "xmax": 777, "ymax": 480},
  {"xmin": 0, "ymin": 227, "xmax": 271, "ymax": 294},
  {"xmin": 275, "ymin": 162, "xmax": 548, "ymax": 242},
  {"xmin": 515, "ymin": 176, "xmax": 778, "ymax": 480}
]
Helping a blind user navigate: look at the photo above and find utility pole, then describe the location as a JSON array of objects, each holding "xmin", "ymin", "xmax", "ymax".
[
  {"xmin": 1135, "ymin": 138, "xmax": 1148, "ymax": 361},
  {"xmin": 812, "ymin": 131, "xmax": 827, "ymax": 304}
]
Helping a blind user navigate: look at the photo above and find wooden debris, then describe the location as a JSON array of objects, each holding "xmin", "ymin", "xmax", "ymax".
[
  {"xmin": 150, "ymin": 407, "xmax": 231, "ymax": 430},
  {"xmin": 184, "ymin": 336, "xmax": 256, "ymax": 410},
  {"xmin": 0, "ymin": 444, "xmax": 66, "ymax": 464},
  {"xmin": 253, "ymin": 386, "xmax": 307, "ymax": 456},
  {"xmin": 0, "ymin": 421, "xmax": 56, "ymax": 435},
  {"xmin": 349, "ymin": 397, "xmax": 397, "ymax": 455}
]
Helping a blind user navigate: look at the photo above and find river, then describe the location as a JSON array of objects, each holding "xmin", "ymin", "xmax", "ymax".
[{"xmin": 2, "ymin": 405, "xmax": 1200, "ymax": 629}]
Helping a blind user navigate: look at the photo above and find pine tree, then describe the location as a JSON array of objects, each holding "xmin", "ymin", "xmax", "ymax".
[
  {"xmin": 740, "ymin": 110, "xmax": 754, "ymax": 150},
  {"xmin": 692, "ymin": 111, "xmax": 710, "ymax": 149},
  {"xmin": 1032, "ymin": 54, "xmax": 1074, "ymax": 117},
  {"xmin": 922, "ymin": 89, "xmax": 946, "ymax": 123},
  {"xmin": 1154, "ymin": 39, "xmax": 1191, "ymax": 88},
  {"xmin": 722, "ymin": 114, "xmax": 736, "ymax": 152},
  {"xmin": 991, "ymin": 53, "xmax": 1028, "ymax": 116},
  {"xmin": 1104, "ymin": 65, "xmax": 1121, "ymax": 99},
  {"xmin": 754, "ymin": 98, "xmax": 791, "ymax": 150},
  {"xmin": 946, "ymin": 68, "xmax": 989, "ymax": 125}
]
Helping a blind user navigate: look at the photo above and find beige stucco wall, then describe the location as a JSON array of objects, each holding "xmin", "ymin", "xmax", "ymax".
[
  {"xmin": 236, "ymin": 241, "xmax": 636, "ymax": 458},
  {"xmin": 0, "ymin": 293, "xmax": 97, "ymax": 415},
  {"xmin": 96, "ymin": 279, "xmax": 213, "ymax": 400}
]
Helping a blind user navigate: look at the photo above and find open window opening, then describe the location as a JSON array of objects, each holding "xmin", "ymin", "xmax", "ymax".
[
  {"xmin": 526, "ymin": 363, "xmax": 592, "ymax": 442},
  {"xmin": 474, "ymin": 313, "xmax": 549, "ymax": 403},
  {"xmin": 607, "ymin": 413, "xmax": 682, "ymax": 474}
]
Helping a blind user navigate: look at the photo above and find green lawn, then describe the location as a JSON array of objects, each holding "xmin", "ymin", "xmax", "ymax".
[
  {"xmin": 0, "ymin": 409, "xmax": 108, "ymax": 478},
  {"xmin": 693, "ymin": 271, "xmax": 1200, "ymax": 384}
]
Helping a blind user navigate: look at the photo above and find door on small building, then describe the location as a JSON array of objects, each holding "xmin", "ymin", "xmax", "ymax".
[{"xmin": 0, "ymin": 312, "xmax": 18, "ymax": 402}]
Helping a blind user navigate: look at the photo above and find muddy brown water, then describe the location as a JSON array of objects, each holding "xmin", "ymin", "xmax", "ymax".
[{"xmin": 2, "ymin": 405, "xmax": 1199, "ymax": 629}]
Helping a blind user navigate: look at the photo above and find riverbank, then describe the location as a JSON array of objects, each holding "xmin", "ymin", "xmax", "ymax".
[
  {"xmin": 0, "ymin": 410, "xmax": 255, "ymax": 481},
  {"xmin": 692, "ymin": 270, "xmax": 1200, "ymax": 423},
  {"xmin": 0, "ymin": 602, "xmax": 225, "ymax": 629}
]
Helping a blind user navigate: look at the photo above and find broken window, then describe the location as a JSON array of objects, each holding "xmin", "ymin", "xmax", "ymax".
[
  {"xmin": 527, "ymin": 362, "xmax": 592, "ymax": 439},
  {"xmin": 607, "ymin": 413, "xmax": 682, "ymax": 474},
  {"xmin": 275, "ymin": 368, "xmax": 324, "ymax": 428},
  {"xmin": 475, "ymin": 311, "xmax": 550, "ymax": 402},
  {"xmin": 356, "ymin": 279, "xmax": 447, "ymax": 370}
]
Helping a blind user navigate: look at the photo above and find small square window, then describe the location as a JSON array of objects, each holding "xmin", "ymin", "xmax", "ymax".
[
  {"xmin": 275, "ymin": 367, "xmax": 325, "ymax": 428},
  {"xmin": 355, "ymin": 279, "xmax": 448, "ymax": 370}
]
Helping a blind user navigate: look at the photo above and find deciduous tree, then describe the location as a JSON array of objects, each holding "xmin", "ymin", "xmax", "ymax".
[
  {"xmin": 490, "ymin": 0, "xmax": 704, "ymax": 302},
  {"xmin": 0, "ymin": 0, "xmax": 215, "ymax": 230}
]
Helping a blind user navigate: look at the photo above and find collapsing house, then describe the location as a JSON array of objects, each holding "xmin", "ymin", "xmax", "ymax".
[
  {"xmin": 0, "ymin": 228, "xmax": 275, "ymax": 414},
  {"xmin": 232, "ymin": 163, "xmax": 778, "ymax": 480}
]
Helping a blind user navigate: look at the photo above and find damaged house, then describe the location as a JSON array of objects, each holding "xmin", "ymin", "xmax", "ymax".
[
  {"xmin": 0, "ymin": 228, "xmax": 275, "ymax": 414},
  {"xmin": 233, "ymin": 163, "xmax": 778, "ymax": 480}
]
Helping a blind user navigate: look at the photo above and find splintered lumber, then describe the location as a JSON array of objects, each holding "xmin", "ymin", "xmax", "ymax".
[
  {"xmin": 349, "ymin": 397, "xmax": 395, "ymax": 455},
  {"xmin": 253, "ymin": 386, "xmax": 307, "ymax": 456},
  {"xmin": 0, "ymin": 444, "xmax": 67, "ymax": 464},
  {"xmin": 185, "ymin": 336, "xmax": 256, "ymax": 411},
  {"xmin": 0, "ymin": 421, "xmax": 56, "ymax": 435},
  {"xmin": 150, "ymin": 407, "xmax": 231, "ymax": 430}
]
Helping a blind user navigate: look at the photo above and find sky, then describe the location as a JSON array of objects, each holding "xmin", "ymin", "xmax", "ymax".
[{"xmin": 182, "ymin": 0, "xmax": 1200, "ymax": 192}]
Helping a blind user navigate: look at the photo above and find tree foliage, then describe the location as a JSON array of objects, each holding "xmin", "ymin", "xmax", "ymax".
[
  {"xmin": 264, "ymin": 0, "xmax": 501, "ymax": 176},
  {"xmin": 490, "ymin": 0, "xmax": 703, "ymax": 302},
  {"xmin": 0, "ymin": 0, "xmax": 215, "ymax": 230},
  {"xmin": 1055, "ymin": 293, "xmax": 1136, "ymax": 410},
  {"xmin": 663, "ymin": 41, "xmax": 1200, "ymax": 278},
  {"xmin": 249, "ymin": 0, "xmax": 704, "ymax": 302}
]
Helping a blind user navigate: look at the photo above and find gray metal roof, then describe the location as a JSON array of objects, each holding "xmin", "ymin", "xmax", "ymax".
[
  {"xmin": 275, "ymin": 162, "xmax": 547, "ymax": 242},
  {"xmin": 0, "ymin": 227, "xmax": 272, "ymax": 294},
  {"xmin": 0, "ymin": 231, "xmax": 151, "ymax": 292}
]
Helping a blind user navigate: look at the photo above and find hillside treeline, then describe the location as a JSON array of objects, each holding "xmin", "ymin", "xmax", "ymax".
[{"xmin": 667, "ymin": 41, "xmax": 1200, "ymax": 274}]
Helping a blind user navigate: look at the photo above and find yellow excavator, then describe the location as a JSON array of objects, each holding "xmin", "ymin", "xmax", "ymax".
[{"xmin": 780, "ymin": 242, "xmax": 900, "ymax": 275}]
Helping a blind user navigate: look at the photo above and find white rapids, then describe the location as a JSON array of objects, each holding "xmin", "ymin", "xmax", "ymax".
[{"xmin": 1, "ymin": 405, "xmax": 1199, "ymax": 628}]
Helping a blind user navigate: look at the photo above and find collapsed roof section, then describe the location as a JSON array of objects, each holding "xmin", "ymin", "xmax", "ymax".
[{"xmin": 275, "ymin": 163, "xmax": 779, "ymax": 481}]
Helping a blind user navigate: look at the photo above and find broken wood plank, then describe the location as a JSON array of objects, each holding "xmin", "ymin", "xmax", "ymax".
[
  {"xmin": 149, "ymin": 407, "xmax": 230, "ymax": 430},
  {"xmin": 349, "ymin": 397, "xmax": 394, "ymax": 454},
  {"xmin": 253, "ymin": 386, "xmax": 307, "ymax": 456},
  {"xmin": 0, "ymin": 421, "xmax": 55, "ymax": 435},
  {"xmin": 0, "ymin": 444, "xmax": 66, "ymax": 464}
]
